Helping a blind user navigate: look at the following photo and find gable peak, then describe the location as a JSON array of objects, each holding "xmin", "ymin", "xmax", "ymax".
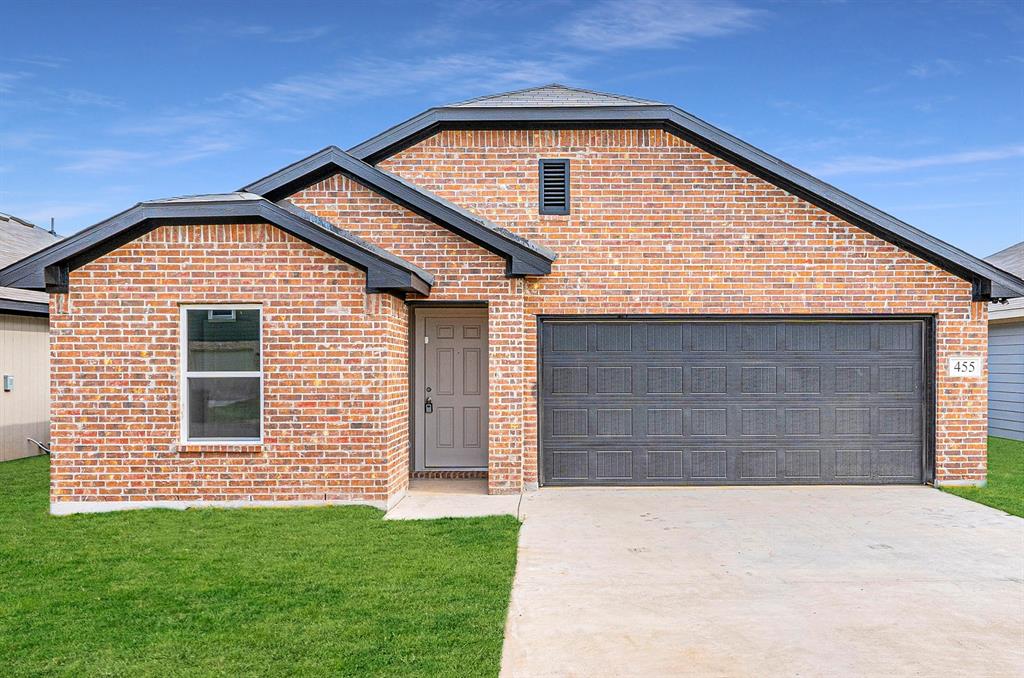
[{"xmin": 447, "ymin": 83, "xmax": 663, "ymax": 108}]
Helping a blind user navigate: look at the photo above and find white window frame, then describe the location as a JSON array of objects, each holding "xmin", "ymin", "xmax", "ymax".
[{"xmin": 180, "ymin": 304, "xmax": 263, "ymax": 444}]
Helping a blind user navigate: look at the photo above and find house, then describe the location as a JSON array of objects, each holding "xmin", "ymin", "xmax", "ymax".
[
  {"xmin": 985, "ymin": 242, "xmax": 1024, "ymax": 441},
  {"xmin": 1, "ymin": 84, "xmax": 1022, "ymax": 514},
  {"xmin": 0, "ymin": 212, "xmax": 61, "ymax": 461}
]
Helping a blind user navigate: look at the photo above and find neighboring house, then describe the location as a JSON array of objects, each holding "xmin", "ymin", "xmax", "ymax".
[
  {"xmin": 985, "ymin": 242, "xmax": 1024, "ymax": 441},
  {"xmin": 1, "ymin": 84, "xmax": 1022, "ymax": 515},
  {"xmin": 0, "ymin": 212, "xmax": 60, "ymax": 461}
]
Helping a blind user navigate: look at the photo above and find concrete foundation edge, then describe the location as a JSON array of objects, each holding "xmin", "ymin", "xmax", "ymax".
[
  {"xmin": 50, "ymin": 493, "xmax": 405, "ymax": 516},
  {"xmin": 935, "ymin": 479, "xmax": 988, "ymax": 488}
]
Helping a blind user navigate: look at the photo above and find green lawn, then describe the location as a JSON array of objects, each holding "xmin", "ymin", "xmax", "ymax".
[
  {"xmin": 0, "ymin": 456, "xmax": 520, "ymax": 677},
  {"xmin": 942, "ymin": 437, "xmax": 1024, "ymax": 518}
]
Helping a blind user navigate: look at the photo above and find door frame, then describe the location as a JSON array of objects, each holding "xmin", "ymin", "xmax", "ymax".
[
  {"xmin": 409, "ymin": 302, "xmax": 489, "ymax": 472},
  {"xmin": 535, "ymin": 313, "xmax": 936, "ymax": 487}
]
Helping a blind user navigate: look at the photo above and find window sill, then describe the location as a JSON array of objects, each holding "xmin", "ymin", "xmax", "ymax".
[{"xmin": 177, "ymin": 443, "xmax": 263, "ymax": 454}]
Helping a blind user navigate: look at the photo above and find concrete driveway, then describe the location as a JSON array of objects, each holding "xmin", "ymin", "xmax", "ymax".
[{"xmin": 502, "ymin": 487, "xmax": 1023, "ymax": 677}]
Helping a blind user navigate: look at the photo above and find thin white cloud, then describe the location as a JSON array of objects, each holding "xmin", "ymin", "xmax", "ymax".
[
  {"xmin": 15, "ymin": 200, "xmax": 114, "ymax": 225},
  {"xmin": 108, "ymin": 52, "xmax": 584, "ymax": 143},
  {"xmin": 114, "ymin": 112, "xmax": 233, "ymax": 137},
  {"xmin": 58, "ymin": 149, "xmax": 152, "ymax": 173},
  {"xmin": 56, "ymin": 88, "xmax": 123, "ymax": 108},
  {"xmin": 6, "ymin": 55, "xmax": 68, "ymax": 69},
  {"xmin": 560, "ymin": 0, "xmax": 762, "ymax": 50},
  {"xmin": 813, "ymin": 145, "xmax": 1024, "ymax": 176},
  {"xmin": 59, "ymin": 138, "xmax": 235, "ymax": 173},
  {"xmin": 0, "ymin": 71, "xmax": 30, "ymax": 93},
  {"xmin": 234, "ymin": 24, "xmax": 333, "ymax": 43},
  {"xmin": 186, "ymin": 21, "xmax": 333, "ymax": 44},
  {"xmin": 0, "ymin": 130, "xmax": 55, "ymax": 150},
  {"xmin": 907, "ymin": 58, "xmax": 961, "ymax": 78},
  {"xmin": 220, "ymin": 53, "xmax": 584, "ymax": 116}
]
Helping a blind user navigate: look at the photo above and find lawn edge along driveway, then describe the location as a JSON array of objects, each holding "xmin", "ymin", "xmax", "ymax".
[
  {"xmin": 0, "ymin": 456, "xmax": 520, "ymax": 678},
  {"xmin": 941, "ymin": 437, "xmax": 1024, "ymax": 518}
]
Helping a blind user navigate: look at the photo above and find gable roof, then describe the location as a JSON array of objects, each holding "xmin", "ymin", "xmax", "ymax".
[
  {"xmin": 0, "ymin": 211, "xmax": 61, "ymax": 315},
  {"xmin": 985, "ymin": 242, "xmax": 1024, "ymax": 322},
  {"xmin": 0, "ymin": 193, "xmax": 432, "ymax": 297},
  {"xmin": 346, "ymin": 84, "xmax": 1024, "ymax": 301},
  {"xmin": 1, "ymin": 212, "xmax": 61, "ymax": 269},
  {"xmin": 986, "ymin": 242, "xmax": 1024, "ymax": 278},
  {"xmin": 0, "ymin": 286, "xmax": 49, "ymax": 316},
  {"xmin": 242, "ymin": 146, "xmax": 555, "ymax": 276},
  {"xmin": 449, "ymin": 83, "xmax": 662, "ymax": 108}
]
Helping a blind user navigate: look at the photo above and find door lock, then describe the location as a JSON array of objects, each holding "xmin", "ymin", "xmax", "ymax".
[{"xmin": 424, "ymin": 397, "xmax": 433, "ymax": 414}]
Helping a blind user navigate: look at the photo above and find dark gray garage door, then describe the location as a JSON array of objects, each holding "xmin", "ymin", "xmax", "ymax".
[{"xmin": 540, "ymin": 319, "xmax": 927, "ymax": 486}]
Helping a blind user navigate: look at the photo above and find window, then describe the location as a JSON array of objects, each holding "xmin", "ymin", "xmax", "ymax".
[
  {"xmin": 182, "ymin": 306, "xmax": 261, "ymax": 443},
  {"xmin": 539, "ymin": 158, "xmax": 570, "ymax": 215}
]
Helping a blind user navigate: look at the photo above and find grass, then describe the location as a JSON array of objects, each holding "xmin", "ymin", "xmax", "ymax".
[
  {"xmin": 942, "ymin": 436, "xmax": 1024, "ymax": 518},
  {"xmin": 0, "ymin": 456, "xmax": 520, "ymax": 677}
]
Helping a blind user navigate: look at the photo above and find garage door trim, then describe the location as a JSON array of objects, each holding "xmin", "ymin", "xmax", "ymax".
[{"xmin": 536, "ymin": 314, "xmax": 936, "ymax": 486}]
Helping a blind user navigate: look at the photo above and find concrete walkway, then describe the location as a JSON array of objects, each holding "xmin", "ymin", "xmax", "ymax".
[
  {"xmin": 384, "ymin": 479, "xmax": 521, "ymax": 520},
  {"xmin": 502, "ymin": 486, "xmax": 1024, "ymax": 677}
]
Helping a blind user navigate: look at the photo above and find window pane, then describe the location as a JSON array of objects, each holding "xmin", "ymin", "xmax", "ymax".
[
  {"xmin": 187, "ymin": 309, "xmax": 259, "ymax": 371},
  {"xmin": 187, "ymin": 377, "xmax": 260, "ymax": 440}
]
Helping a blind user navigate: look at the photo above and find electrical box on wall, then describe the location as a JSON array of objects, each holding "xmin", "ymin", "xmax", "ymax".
[{"xmin": 3, "ymin": 375, "xmax": 13, "ymax": 392}]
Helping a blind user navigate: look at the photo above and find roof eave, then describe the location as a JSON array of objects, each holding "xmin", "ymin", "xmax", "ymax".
[
  {"xmin": 345, "ymin": 104, "xmax": 1024, "ymax": 300},
  {"xmin": 0, "ymin": 298, "xmax": 48, "ymax": 316},
  {"xmin": 0, "ymin": 199, "xmax": 432, "ymax": 298},
  {"xmin": 243, "ymin": 146, "xmax": 555, "ymax": 276}
]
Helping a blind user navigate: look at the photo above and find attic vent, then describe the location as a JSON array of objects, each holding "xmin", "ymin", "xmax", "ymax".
[{"xmin": 539, "ymin": 159, "xmax": 570, "ymax": 215}]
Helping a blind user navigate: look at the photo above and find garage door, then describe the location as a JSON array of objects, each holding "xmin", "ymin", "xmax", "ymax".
[{"xmin": 540, "ymin": 319, "xmax": 927, "ymax": 486}]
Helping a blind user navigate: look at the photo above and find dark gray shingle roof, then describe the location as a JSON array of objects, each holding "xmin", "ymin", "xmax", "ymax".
[
  {"xmin": 449, "ymin": 83, "xmax": 662, "ymax": 108},
  {"xmin": 0, "ymin": 212, "xmax": 61, "ymax": 269},
  {"xmin": 986, "ymin": 242, "xmax": 1024, "ymax": 278},
  {"xmin": 0, "ymin": 212, "xmax": 61, "ymax": 305},
  {"xmin": 0, "ymin": 194, "xmax": 433, "ymax": 296}
]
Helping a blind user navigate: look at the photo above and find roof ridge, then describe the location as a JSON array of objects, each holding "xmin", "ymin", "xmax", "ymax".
[
  {"xmin": 0, "ymin": 211, "xmax": 40, "ymax": 229},
  {"xmin": 447, "ymin": 83, "xmax": 567, "ymax": 107},
  {"xmin": 447, "ymin": 83, "xmax": 662, "ymax": 108}
]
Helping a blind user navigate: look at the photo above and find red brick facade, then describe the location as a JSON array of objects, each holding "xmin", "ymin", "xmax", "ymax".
[
  {"xmin": 49, "ymin": 223, "xmax": 410, "ymax": 509},
  {"xmin": 48, "ymin": 127, "xmax": 988, "ymax": 511},
  {"xmin": 377, "ymin": 129, "xmax": 988, "ymax": 489}
]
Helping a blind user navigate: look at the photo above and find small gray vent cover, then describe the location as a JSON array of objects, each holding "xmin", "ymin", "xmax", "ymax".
[{"xmin": 539, "ymin": 159, "xmax": 569, "ymax": 215}]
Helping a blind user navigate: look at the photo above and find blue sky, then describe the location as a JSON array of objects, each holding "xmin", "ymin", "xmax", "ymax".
[{"xmin": 1, "ymin": 0, "xmax": 1022, "ymax": 257}]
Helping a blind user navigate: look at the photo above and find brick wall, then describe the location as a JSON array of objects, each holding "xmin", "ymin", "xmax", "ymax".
[
  {"xmin": 50, "ymin": 127, "xmax": 989, "ymax": 508},
  {"xmin": 290, "ymin": 175, "xmax": 527, "ymax": 492},
  {"xmin": 377, "ymin": 128, "xmax": 987, "ymax": 486},
  {"xmin": 49, "ymin": 223, "xmax": 410, "ymax": 509}
]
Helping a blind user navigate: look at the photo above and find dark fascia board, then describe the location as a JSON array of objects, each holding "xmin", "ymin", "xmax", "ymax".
[
  {"xmin": 347, "ymin": 105, "xmax": 1024, "ymax": 301},
  {"xmin": 242, "ymin": 146, "xmax": 555, "ymax": 277},
  {"xmin": 0, "ymin": 198, "xmax": 431, "ymax": 297},
  {"xmin": 0, "ymin": 298, "xmax": 48, "ymax": 316}
]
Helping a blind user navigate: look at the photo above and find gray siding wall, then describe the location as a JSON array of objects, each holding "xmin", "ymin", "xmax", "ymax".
[
  {"xmin": 989, "ymin": 322, "xmax": 1024, "ymax": 441},
  {"xmin": 0, "ymin": 314, "xmax": 50, "ymax": 461}
]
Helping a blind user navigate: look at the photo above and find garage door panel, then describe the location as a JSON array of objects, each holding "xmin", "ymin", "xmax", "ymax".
[
  {"xmin": 545, "ymin": 364, "xmax": 923, "ymax": 402},
  {"xmin": 541, "ymin": 320, "xmax": 926, "ymax": 486},
  {"xmin": 543, "ymin": 444, "xmax": 923, "ymax": 485},
  {"xmin": 545, "ymin": 402, "xmax": 923, "ymax": 444}
]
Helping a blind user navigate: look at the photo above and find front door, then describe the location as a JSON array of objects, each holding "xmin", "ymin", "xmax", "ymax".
[{"xmin": 414, "ymin": 308, "xmax": 488, "ymax": 470}]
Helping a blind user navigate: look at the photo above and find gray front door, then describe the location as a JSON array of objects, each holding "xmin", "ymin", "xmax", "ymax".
[
  {"xmin": 541, "ymin": 318, "xmax": 928, "ymax": 486},
  {"xmin": 415, "ymin": 308, "xmax": 488, "ymax": 469}
]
